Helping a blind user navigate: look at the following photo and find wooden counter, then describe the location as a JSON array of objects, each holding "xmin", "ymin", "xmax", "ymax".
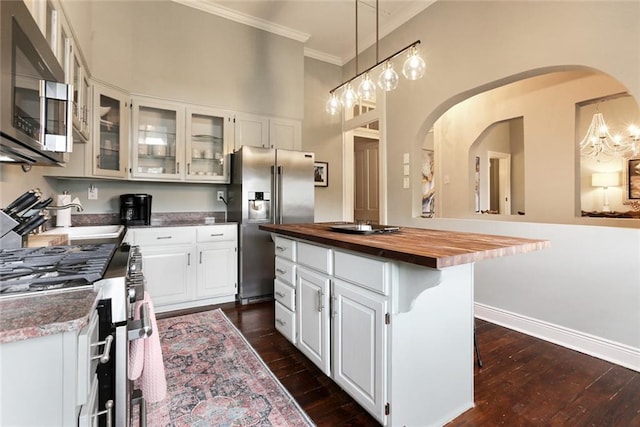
[{"xmin": 259, "ymin": 222, "xmax": 549, "ymax": 269}]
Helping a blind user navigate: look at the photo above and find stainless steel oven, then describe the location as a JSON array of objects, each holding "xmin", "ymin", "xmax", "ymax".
[{"xmin": 0, "ymin": 0, "xmax": 73, "ymax": 165}]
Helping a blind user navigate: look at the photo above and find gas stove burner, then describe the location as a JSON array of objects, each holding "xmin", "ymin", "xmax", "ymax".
[{"xmin": 0, "ymin": 243, "xmax": 117, "ymax": 298}]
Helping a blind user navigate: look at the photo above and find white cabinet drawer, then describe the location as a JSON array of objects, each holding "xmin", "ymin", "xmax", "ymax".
[
  {"xmin": 132, "ymin": 227, "xmax": 196, "ymax": 246},
  {"xmin": 196, "ymin": 224, "xmax": 237, "ymax": 243},
  {"xmin": 274, "ymin": 236, "xmax": 296, "ymax": 261},
  {"xmin": 334, "ymin": 250, "xmax": 391, "ymax": 295},
  {"xmin": 297, "ymin": 241, "xmax": 333, "ymax": 274},
  {"xmin": 274, "ymin": 278, "xmax": 295, "ymax": 311},
  {"xmin": 275, "ymin": 257, "xmax": 295, "ymax": 286},
  {"xmin": 275, "ymin": 301, "xmax": 296, "ymax": 344}
]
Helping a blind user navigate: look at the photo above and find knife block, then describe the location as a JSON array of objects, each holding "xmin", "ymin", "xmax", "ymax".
[{"xmin": 0, "ymin": 211, "xmax": 24, "ymax": 249}]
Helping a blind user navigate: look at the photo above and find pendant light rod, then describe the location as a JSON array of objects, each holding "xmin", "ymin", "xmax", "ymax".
[
  {"xmin": 355, "ymin": 0, "xmax": 359, "ymax": 75},
  {"xmin": 376, "ymin": 0, "xmax": 379, "ymax": 63},
  {"xmin": 329, "ymin": 40, "xmax": 421, "ymax": 94}
]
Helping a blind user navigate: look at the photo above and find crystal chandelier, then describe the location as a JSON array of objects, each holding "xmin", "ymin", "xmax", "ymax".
[
  {"xmin": 325, "ymin": 0, "xmax": 426, "ymax": 115},
  {"xmin": 579, "ymin": 110, "xmax": 640, "ymax": 158}
]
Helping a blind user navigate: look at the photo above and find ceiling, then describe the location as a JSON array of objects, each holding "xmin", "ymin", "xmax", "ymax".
[{"xmin": 174, "ymin": 0, "xmax": 435, "ymax": 65}]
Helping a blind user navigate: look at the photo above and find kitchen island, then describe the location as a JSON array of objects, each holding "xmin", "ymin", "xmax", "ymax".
[{"xmin": 259, "ymin": 222, "xmax": 549, "ymax": 427}]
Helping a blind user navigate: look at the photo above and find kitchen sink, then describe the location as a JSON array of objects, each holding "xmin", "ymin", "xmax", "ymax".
[{"xmin": 41, "ymin": 225, "xmax": 125, "ymax": 240}]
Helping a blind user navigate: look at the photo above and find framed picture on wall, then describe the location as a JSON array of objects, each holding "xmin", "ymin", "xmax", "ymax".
[
  {"xmin": 314, "ymin": 162, "xmax": 328, "ymax": 187},
  {"xmin": 623, "ymin": 156, "xmax": 640, "ymax": 205}
]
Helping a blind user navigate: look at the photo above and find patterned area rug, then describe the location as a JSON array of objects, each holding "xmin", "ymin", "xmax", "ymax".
[{"xmin": 141, "ymin": 309, "xmax": 315, "ymax": 426}]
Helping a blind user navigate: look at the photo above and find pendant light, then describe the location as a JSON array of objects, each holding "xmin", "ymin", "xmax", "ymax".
[{"xmin": 325, "ymin": 0, "xmax": 426, "ymax": 115}]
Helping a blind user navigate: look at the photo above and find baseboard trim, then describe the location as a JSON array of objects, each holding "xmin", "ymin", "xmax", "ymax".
[{"xmin": 474, "ymin": 303, "xmax": 640, "ymax": 372}]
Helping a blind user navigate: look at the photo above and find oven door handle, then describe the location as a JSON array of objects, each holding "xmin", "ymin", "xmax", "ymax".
[{"xmin": 128, "ymin": 302, "xmax": 152, "ymax": 341}]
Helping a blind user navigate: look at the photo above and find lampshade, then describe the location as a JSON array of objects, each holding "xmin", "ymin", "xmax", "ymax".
[{"xmin": 591, "ymin": 172, "xmax": 620, "ymax": 188}]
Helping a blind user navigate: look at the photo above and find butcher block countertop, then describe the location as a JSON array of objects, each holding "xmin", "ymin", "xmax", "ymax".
[{"xmin": 259, "ymin": 223, "xmax": 550, "ymax": 269}]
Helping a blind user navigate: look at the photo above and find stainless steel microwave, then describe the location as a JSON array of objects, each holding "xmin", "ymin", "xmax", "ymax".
[{"xmin": 0, "ymin": 0, "xmax": 73, "ymax": 165}]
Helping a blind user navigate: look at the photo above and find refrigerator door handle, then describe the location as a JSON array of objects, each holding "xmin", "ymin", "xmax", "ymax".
[
  {"xmin": 277, "ymin": 166, "xmax": 283, "ymax": 224},
  {"xmin": 271, "ymin": 165, "xmax": 277, "ymax": 224}
]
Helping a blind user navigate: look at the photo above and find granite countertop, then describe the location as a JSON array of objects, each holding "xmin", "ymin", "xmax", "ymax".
[
  {"xmin": 0, "ymin": 289, "xmax": 100, "ymax": 344},
  {"xmin": 259, "ymin": 222, "xmax": 550, "ymax": 269}
]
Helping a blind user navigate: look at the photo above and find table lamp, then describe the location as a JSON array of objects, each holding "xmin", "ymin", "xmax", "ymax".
[{"xmin": 591, "ymin": 172, "xmax": 620, "ymax": 212}]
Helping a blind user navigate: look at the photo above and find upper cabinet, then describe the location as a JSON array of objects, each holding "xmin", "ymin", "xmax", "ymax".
[
  {"xmin": 185, "ymin": 107, "xmax": 232, "ymax": 182},
  {"xmin": 131, "ymin": 97, "xmax": 184, "ymax": 181},
  {"xmin": 131, "ymin": 97, "xmax": 232, "ymax": 183},
  {"xmin": 234, "ymin": 114, "xmax": 301, "ymax": 151},
  {"xmin": 93, "ymin": 82, "xmax": 130, "ymax": 178}
]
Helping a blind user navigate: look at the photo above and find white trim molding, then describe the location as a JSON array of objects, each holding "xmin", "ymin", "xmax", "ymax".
[{"xmin": 475, "ymin": 303, "xmax": 640, "ymax": 373}]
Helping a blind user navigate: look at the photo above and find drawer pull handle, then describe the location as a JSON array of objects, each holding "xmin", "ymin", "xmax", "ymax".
[
  {"xmin": 275, "ymin": 246, "xmax": 286, "ymax": 252},
  {"xmin": 276, "ymin": 318, "xmax": 286, "ymax": 326},
  {"xmin": 92, "ymin": 334, "xmax": 114, "ymax": 364},
  {"xmin": 276, "ymin": 268, "xmax": 286, "ymax": 274},
  {"xmin": 317, "ymin": 289, "xmax": 324, "ymax": 312},
  {"xmin": 156, "ymin": 236, "xmax": 173, "ymax": 240},
  {"xmin": 210, "ymin": 233, "xmax": 224, "ymax": 237},
  {"xmin": 275, "ymin": 291, "xmax": 286, "ymax": 298}
]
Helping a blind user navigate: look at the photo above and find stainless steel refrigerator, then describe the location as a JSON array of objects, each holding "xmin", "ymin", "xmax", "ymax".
[{"xmin": 228, "ymin": 146, "xmax": 315, "ymax": 303}]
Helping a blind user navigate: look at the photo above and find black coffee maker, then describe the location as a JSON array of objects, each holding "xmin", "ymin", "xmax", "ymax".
[{"xmin": 120, "ymin": 194, "xmax": 152, "ymax": 226}]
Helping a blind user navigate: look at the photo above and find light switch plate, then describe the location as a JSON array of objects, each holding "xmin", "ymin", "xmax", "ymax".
[
  {"xmin": 403, "ymin": 164, "xmax": 410, "ymax": 176},
  {"xmin": 88, "ymin": 186, "xmax": 98, "ymax": 200},
  {"xmin": 403, "ymin": 153, "xmax": 410, "ymax": 164},
  {"xmin": 403, "ymin": 177, "xmax": 410, "ymax": 189}
]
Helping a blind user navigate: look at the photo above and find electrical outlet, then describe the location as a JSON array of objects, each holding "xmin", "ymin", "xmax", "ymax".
[
  {"xmin": 88, "ymin": 186, "xmax": 98, "ymax": 200},
  {"xmin": 217, "ymin": 191, "xmax": 225, "ymax": 201}
]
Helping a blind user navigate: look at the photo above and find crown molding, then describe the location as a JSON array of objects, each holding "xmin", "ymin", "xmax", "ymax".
[
  {"xmin": 304, "ymin": 48, "xmax": 343, "ymax": 66},
  {"xmin": 173, "ymin": 0, "xmax": 311, "ymax": 43}
]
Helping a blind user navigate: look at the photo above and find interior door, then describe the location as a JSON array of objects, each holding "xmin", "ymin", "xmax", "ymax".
[{"xmin": 354, "ymin": 137, "xmax": 380, "ymax": 223}]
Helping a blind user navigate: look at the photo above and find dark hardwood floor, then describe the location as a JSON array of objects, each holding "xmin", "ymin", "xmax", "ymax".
[{"xmin": 160, "ymin": 301, "xmax": 640, "ymax": 426}]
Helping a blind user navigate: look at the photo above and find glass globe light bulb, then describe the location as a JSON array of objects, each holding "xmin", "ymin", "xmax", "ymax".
[
  {"xmin": 340, "ymin": 83, "xmax": 358, "ymax": 109},
  {"xmin": 377, "ymin": 62, "xmax": 399, "ymax": 92},
  {"xmin": 325, "ymin": 92, "xmax": 341, "ymax": 115},
  {"xmin": 402, "ymin": 48, "xmax": 426, "ymax": 80},
  {"xmin": 357, "ymin": 73, "xmax": 376, "ymax": 101}
]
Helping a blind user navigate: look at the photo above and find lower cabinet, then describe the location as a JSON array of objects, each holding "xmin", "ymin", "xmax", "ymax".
[
  {"xmin": 332, "ymin": 279, "xmax": 388, "ymax": 421},
  {"xmin": 273, "ymin": 236, "xmax": 389, "ymax": 424},
  {"xmin": 296, "ymin": 266, "xmax": 331, "ymax": 376},
  {"xmin": 127, "ymin": 224, "xmax": 237, "ymax": 312}
]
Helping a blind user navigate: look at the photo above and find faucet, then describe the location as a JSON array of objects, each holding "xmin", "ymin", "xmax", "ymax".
[{"xmin": 46, "ymin": 204, "xmax": 84, "ymax": 212}]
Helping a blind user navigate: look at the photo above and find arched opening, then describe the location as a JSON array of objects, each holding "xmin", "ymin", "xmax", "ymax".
[{"xmin": 415, "ymin": 68, "xmax": 639, "ymax": 225}]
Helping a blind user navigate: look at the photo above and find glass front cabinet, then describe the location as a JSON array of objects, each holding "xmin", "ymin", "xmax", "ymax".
[
  {"xmin": 131, "ymin": 98, "xmax": 184, "ymax": 180},
  {"xmin": 93, "ymin": 83, "xmax": 130, "ymax": 178},
  {"xmin": 185, "ymin": 107, "xmax": 231, "ymax": 182},
  {"xmin": 132, "ymin": 97, "xmax": 232, "ymax": 183}
]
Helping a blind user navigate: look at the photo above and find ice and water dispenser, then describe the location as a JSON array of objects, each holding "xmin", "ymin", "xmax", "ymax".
[{"xmin": 247, "ymin": 191, "xmax": 270, "ymax": 221}]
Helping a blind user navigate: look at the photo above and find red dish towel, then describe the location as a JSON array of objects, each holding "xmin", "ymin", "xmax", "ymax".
[{"xmin": 128, "ymin": 291, "xmax": 167, "ymax": 403}]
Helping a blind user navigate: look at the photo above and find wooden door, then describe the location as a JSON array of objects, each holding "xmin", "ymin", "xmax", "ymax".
[{"xmin": 354, "ymin": 137, "xmax": 380, "ymax": 223}]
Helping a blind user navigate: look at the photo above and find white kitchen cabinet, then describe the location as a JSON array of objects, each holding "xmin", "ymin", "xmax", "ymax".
[
  {"xmin": 131, "ymin": 99, "xmax": 233, "ymax": 183},
  {"xmin": 68, "ymin": 39, "xmax": 90, "ymax": 141},
  {"xmin": 332, "ymin": 278, "xmax": 388, "ymax": 421},
  {"xmin": 128, "ymin": 225, "xmax": 237, "ymax": 312},
  {"xmin": 92, "ymin": 82, "xmax": 130, "ymax": 178},
  {"xmin": 268, "ymin": 234, "xmax": 476, "ymax": 427},
  {"xmin": 185, "ymin": 106, "xmax": 233, "ymax": 183},
  {"xmin": 131, "ymin": 97, "xmax": 185, "ymax": 181},
  {"xmin": 296, "ymin": 265, "xmax": 331, "ymax": 376},
  {"xmin": 195, "ymin": 225, "xmax": 237, "ymax": 298},
  {"xmin": 0, "ymin": 307, "xmax": 102, "ymax": 426},
  {"xmin": 234, "ymin": 114, "xmax": 301, "ymax": 151},
  {"xmin": 140, "ymin": 243, "xmax": 194, "ymax": 306}
]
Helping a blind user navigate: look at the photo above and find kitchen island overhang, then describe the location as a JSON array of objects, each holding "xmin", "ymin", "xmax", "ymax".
[{"xmin": 260, "ymin": 222, "xmax": 550, "ymax": 426}]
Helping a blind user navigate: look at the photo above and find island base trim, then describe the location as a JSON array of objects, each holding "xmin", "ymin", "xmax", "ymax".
[{"xmin": 474, "ymin": 303, "xmax": 640, "ymax": 372}]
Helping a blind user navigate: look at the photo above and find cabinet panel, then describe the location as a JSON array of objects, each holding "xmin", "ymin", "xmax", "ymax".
[
  {"xmin": 269, "ymin": 118, "xmax": 301, "ymax": 150},
  {"xmin": 275, "ymin": 301, "xmax": 296, "ymax": 344},
  {"xmin": 196, "ymin": 242, "xmax": 237, "ymax": 298},
  {"xmin": 132, "ymin": 98, "xmax": 184, "ymax": 180},
  {"xmin": 274, "ymin": 236, "xmax": 296, "ymax": 262},
  {"xmin": 234, "ymin": 113, "xmax": 269, "ymax": 151},
  {"xmin": 186, "ymin": 107, "xmax": 232, "ymax": 182},
  {"xmin": 296, "ymin": 266, "xmax": 331, "ymax": 375},
  {"xmin": 132, "ymin": 227, "xmax": 196, "ymax": 246},
  {"xmin": 92, "ymin": 83, "xmax": 129, "ymax": 178},
  {"xmin": 333, "ymin": 279, "xmax": 388, "ymax": 423},
  {"xmin": 196, "ymin": 224, "xmax": 236, "ymax": 243},
  {"xmin": 275, "ymin": 257, "xmax": 295, "ymax": 286},
  {"xmin": 298, "ymin": 241, "xmax": 333, "ymax": 274},
  {"xmin": 141, "ymin": 245, "xmax": 194, "ymax": 306},
  {"xmin": 334, "ymin": 250, "xmax": 391, "ymax": 295},
  {"xmin": 274, "ymin": 278, "xmax": 295, "ymax": 311}
]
